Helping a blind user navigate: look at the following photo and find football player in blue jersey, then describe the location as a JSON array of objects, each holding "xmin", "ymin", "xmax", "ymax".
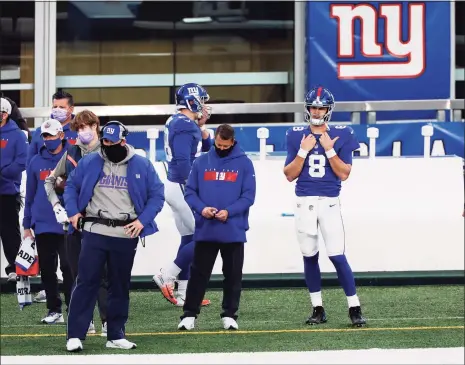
[
  {"xmin": 283, "ymin": 86, "xmax": 366, "ymax": 327},
  {"xmin": 153, "ymin": 83, "xmax": 212, "ymax": 307}
]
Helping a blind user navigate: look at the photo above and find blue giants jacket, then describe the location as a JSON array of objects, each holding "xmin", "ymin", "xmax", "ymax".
[
  {"xmin": 185, "ymin": 142, "xmax": 256, "ymax": 243},
  {"xmin": 0, "ymin": 119, "xmax": 28, "ymax": 195},
  {"xmin": 23, "ymin": 142, "xmax": 69, "ymax": 234},
  {"xmin": 63, "ymin": 151, "xmax": 165, "ymax": 238}
]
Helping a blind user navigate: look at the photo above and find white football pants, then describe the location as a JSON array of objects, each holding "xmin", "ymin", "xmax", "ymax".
[
  {"xmin": 294, "ymin": 196, "xmax": 345, "ymax": 257},
  {"xmin": 165, "ymin": 180, "xmax": 195, "ymax": 236}
]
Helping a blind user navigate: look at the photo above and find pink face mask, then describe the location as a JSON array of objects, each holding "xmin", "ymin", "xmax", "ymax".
[
  {"xmin": 51, "ymin": 108, "xmax": 69, "ymax": 122},
  {"xmin": 78, "ymin": 127, "xmax": 94, "ymax": 145}
]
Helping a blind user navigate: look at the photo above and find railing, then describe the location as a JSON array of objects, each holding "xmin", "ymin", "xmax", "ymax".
[{"xmin": 19, "ymin": 99, "xmax": 464, "ymax": 125}]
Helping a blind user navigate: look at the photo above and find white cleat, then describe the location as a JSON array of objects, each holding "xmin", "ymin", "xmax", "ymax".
[
  {"xmin": 66, "ymin": 338, "xmax": 83, "ymax": 352},
  {"xmin": 222, "ymin": 317, "xmax": 238, "ymax": 330},
  {"xmin": 152, "ymin": 269, "xmax": 177, "ymax": 305},
  {"xmin": 41, "ymin": 312, "xmax": 64, "ymax": 324},
  {"xmin": 178, "ymin": 317, "xmax": 195, "ymax": 331},
  {"xmin": 87, "ymin": 320, "xmax": 96, "ymax": 334},
  {"xmin": 101, "ymin": 321, "xmax": 107, "ymax": 337},
  {"xmin": 34, "ymin": 290, "xmax": 46, "ymax": 303},
  {"xmin": 106, "ymin": 338, "xmax": 137, "ymax": 349},
  {"xmin": 174, "ymin": 293, "xmax": 211, "ymax": 308}
]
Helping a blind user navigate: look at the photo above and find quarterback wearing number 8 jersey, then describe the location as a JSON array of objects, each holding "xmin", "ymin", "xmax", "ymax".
[
  {"xmin": 153, "ymin": 83, "xmax": 212, "ymax": 307},
  {"xmin": 284, "ymin": 86, "xmax": 366, "ymax": 327}
]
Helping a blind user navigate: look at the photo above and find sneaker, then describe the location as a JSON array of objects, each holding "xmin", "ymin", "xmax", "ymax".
[
  {"xmin": 87, "ymin": 320, "xmax": 96, "ymax": 334},
  {"xmin": 101, "ymin": 322, "xmax": 107, "ymax": 337},
  {"xmin": 7, "ymin": 272, "xmax": 17, "ymax": 282},
  {"xmin": 306, "ymin": 306, "xmax": 327, "ymax": 325},
  {"xmin": 178, "ymin": 317, "xmax": 195, "ymax": 330},
  {"xmin": 66, "ymin": 338, "xmax": 83, "ymax": 352},
  {"xmin": 34, "ymin": 290, "xmax": 46, "ymax": 303},
  {"xmin": 174, "ymin": 293, "xmax": 211, "ymax": 308},
  {"xmin": 221, "ymin": 317, "xmax": 238, "ymax": 330},
  {"xmin": 349, "ymin": 306, "xmax": 367, "ymax": 327},
  {"xmin": 41, "ymin": 312, "xmax": 64, "ymax": 324},
  {"xmin": 152, "ymin": 269, "xmax": 176, "ymax": 305},
  {"xmin": 106, "ymin": 339, "xmax": 136, "ymax": 349}
]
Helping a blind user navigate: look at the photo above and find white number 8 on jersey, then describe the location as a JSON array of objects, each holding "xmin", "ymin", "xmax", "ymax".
[{"xmin": 308, "ymin": 154, "xmax": 326, "ymax": 178}]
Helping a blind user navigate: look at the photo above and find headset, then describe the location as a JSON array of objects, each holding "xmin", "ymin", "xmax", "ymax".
[{"xmin": 100, "ymin": 120, "xmax": 129, "ymax": 140}]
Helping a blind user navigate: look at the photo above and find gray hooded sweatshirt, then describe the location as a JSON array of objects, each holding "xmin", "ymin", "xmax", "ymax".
[
  {"xmin": 45, "ymin": 138, "xmax": 101, "ymax": 208},
  {"xmin": 83, "ymin": 144, "xmax": 137, "ymax": 239}
]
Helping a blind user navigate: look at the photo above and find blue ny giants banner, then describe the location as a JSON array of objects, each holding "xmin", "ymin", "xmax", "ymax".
[{"xmin": 306, "ymin": 1, "xmax": 453, "ymax": 121}]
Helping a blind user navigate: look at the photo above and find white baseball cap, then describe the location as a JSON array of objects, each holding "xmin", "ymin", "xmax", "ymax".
[
  {"xmin": 1, "ymin": 98, "xmax": 12, "ymax": 115},
  {"xmin": 40, "ymin": 119, "xmax": 63, "ymax": 136}
]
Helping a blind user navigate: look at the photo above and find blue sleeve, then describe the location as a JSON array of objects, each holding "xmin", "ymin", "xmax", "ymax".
[
  {"xmin": 1, "ymin": 132, "xmax": 27, "ymax": 179},
  {"xmin": 225, "ymin": 159, "xmax": 256, "ymax": 217},
  {"xmin": 63, "ymin": 161, "xmax": 84, "ymax": 217},
  {"xmin": 184, "ymin": 160, "xmax": 207, "ymax": 214},
  {"xmin": 201, "ymin": 134, "xmax": 212, "ymax": 152},
  {"xmin": 137, "ymin": 161, "xmax": 165, "ymax": 227},
  {"xmin": 285, "ymin": 130, "xmax": 298, "ymax": 167},
  {"xmin": 172, "ymin": 132, "xmax": 195, "ymax": 181},
  {"xmin": 27, "ymin": 130, "xmax": 40, "ymax": 167},
  {"xmin": 339, "ymin": 130, "xmax": 360, "ymax": 165},
  {"xmin": 22, "ymin": 164, "xmax": 36, "ymax": 230}
]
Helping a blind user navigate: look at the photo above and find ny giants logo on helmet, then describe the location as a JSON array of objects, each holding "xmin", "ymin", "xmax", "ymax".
[{"xmin": 330, "ymin": 3, "xmax": 426, "ymax": 79}]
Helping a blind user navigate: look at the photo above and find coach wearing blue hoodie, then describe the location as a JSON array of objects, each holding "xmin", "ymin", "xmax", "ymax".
[
  {"xmin": 178, "ymin": 124, "xmax": 256, "ymax": 332},
  {"xmin": 23, "ymin": 119, "xmax": 73, "ymax": 324},
  {"xmin": 0, "ymin": 97, "xmax": 27, "ymax": 281},
  {"xmin": 64, "ymin": 121, "xmax": 165, "ymax": 352}
]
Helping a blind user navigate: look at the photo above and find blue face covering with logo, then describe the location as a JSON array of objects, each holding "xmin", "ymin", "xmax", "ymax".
[{"xmin": 44, "ymin": 138, "xmax": 62, "ymax": 152}]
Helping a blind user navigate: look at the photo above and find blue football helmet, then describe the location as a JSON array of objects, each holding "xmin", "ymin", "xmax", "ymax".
[
  {"xmin": 175, "ymin": 83, "xmax": 211, "ymax": 120},
  {"xmin": 304, "ymin": 86, "xmax": 335, "ymax": 126}
]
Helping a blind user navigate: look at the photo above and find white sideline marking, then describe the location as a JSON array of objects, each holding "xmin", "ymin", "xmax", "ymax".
[
  {"xmin": 1, "ymin": 348, "xmax": 464, "ymax": 364},
  {"xmin": 2, "ymin": 316, "xmax": 463, "ymax": 328}
]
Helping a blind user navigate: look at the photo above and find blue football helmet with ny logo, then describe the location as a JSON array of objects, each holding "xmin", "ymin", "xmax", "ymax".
[
  {"xmin": 304, "ymin": 86, "xmax": 335, "ymax": 126},
  {"xmin": 175, "ymin": 83, "xmax": 211, "ymax": 120}
]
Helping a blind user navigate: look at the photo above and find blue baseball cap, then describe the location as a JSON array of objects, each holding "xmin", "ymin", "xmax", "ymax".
[{"xmin": 101, "ymin": 122, "xmax": 126, "ymax": 143}]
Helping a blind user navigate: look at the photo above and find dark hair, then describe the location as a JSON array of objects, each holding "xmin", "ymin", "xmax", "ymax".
[
  {"xmin": 52, "ymin": 90, "xmax": 74, "ymax": 106},
  {"xmin": 71, "ymin": 110, "xmax": 100, "ymax": 131},
  {"xmin": 215, "ymin": 124, "xmax": 235, "ymax": 141}
]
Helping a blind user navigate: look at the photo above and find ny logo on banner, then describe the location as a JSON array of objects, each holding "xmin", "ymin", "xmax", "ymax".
[{"xmin": 330, "ymin": 3, "xmax": 425, "ymax": 79}]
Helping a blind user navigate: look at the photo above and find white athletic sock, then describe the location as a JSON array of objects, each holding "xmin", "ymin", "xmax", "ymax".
[
  {"xmin": 347, "ymin": 294, "xmax": 360, "ymax": 308},
  {"xmin": 164, "ymin": 263, "xmax": 181, "ymax": 278},
  {"xmin": 310, "ymin": 291, "xmax": 323, "ymax": 307},
  {"xmin": 177, "ymin": 280, "xmax": 188, "ymax": 297}
]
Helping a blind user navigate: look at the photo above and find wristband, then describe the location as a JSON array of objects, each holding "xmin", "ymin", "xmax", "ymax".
[
  {"xmin": 325, "ymin": 148, "xmax": 337, "ymax": 159},
  {"xmin": 297, "ymin": 148, "xmax": 309, "ymax": 159},
  {"xmin": 200, "ymin": 125, "xmax": 207, "ymax": 131}
]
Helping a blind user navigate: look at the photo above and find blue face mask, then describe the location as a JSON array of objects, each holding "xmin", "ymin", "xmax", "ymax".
[{"xmin": 44, "ymin": 138, "xmax": 62, "ymax": 152}]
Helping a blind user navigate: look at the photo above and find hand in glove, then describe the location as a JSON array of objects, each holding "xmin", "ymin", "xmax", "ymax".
[{"xmin": 53, "ymin": 204, "xmax": 69, "ymax": 224}]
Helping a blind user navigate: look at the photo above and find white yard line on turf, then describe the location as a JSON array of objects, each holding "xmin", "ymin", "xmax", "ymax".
[{"xmin": 1, "ymin": 348, "xmax": 464, "ymax": 364}]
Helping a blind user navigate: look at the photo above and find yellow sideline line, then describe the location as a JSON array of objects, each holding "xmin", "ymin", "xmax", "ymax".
[{"xmin": 1, "ymin": 325, "xmax": 463, "ymax": 338}]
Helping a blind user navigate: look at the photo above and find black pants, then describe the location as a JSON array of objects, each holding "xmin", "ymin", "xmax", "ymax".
[
  {"xmin": 35, "ymin": 233, "xmax": 72, "ymax": 313},
  {"xmin": 182, "ymin": 241, "xmax": 244, "ymax": 320},
  {"xmin": 66, "ymin": 231, "xmax": 108, "ymax": 323},
  {"xmin": 0, "ymin": 194, "xmax": 22, "ymax": 275}
]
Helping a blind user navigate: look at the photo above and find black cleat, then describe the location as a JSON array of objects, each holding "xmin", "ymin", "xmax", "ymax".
[
  {"xmin": 306, "ymin": 306, "xmax": 327, "ymax": 325},
  {"xmin": 349, "ymin": 306, "xmax": 367, "ymax": 327}
]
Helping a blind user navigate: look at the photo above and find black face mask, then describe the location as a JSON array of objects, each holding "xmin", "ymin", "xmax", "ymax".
[
  {"xmin": 215, "ymin": 143, "xmax": 234, "ymax": 158},
  {"xmin": 102, "ymin": 143, "xmax": 127, "ymax": 163}
]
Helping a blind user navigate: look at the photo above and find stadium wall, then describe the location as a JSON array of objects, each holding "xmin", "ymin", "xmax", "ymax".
[{"xmin": 1, "ymin": 156, "xmax": 464, "ymax": 291}]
